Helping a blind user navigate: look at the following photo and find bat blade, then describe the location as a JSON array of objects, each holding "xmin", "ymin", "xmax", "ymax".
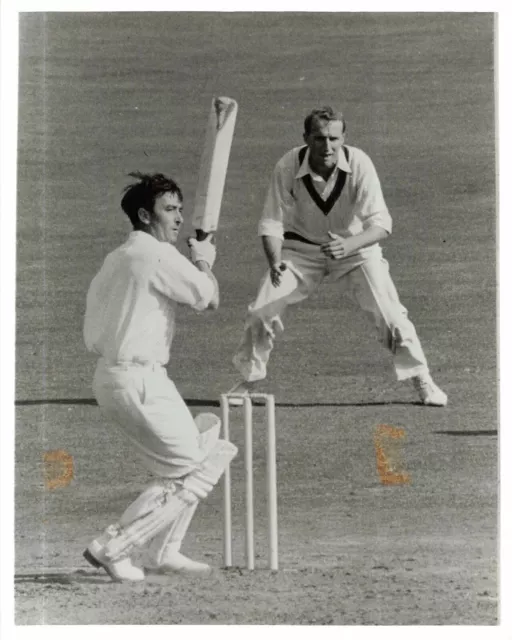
[{"xmin": 192, "ymin": 96, "xmax": 238, "ymax": 239}]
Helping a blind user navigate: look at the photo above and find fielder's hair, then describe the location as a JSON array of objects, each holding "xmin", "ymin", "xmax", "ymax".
[
  {"xmin": 303, "ymin": 106, "xmax": 346, "ymax": 136},
  {"xmin": 121, "ymin": 172, "xmax": 183, "ymax": 228}
]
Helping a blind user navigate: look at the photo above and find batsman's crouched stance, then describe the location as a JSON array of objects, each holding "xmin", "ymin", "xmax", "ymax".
[
  {"xmin": 83, "ymin": 172, "xmax": 236, "ymax": 582},
  {"xmin": 87, "ymin": 363, "xmax": 236, "ymax": 579}
]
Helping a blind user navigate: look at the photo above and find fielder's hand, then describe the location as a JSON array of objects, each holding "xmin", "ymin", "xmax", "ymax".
[
  {"xmin": 321, "ymin": 231, "xmax": 355, "ymax": 260},
  {"xmin": 269, "ymin": 262, "xmax": 286, "ymax": 288},
  {"xmin": 188, "ymin": 236, "xmax": 216, "ymax": 269}
]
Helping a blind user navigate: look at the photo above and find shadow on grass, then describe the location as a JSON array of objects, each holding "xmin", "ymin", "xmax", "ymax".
[
  {"xmin": 434, "ymin": 430, "xmax": 498, "ymax": 436},
  {"xmin": 15, "ymin": 570, "xmax": 211, "ymax": 586},
  {"xmin": 16, "ymin": 398, "xmax": 98, "ymax": 406},
  {"xmin": 15, "ymin": 398, "xmax": 424, "ymax": 408},
  {"xmin": 15, "ymin": 570, "xmax": 110, "ymax": 585}
]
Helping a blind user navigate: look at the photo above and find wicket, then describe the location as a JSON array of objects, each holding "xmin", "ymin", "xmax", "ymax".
[{"xmin": 220, "ymin": 393, "xmax": 278, "ymax": 571}]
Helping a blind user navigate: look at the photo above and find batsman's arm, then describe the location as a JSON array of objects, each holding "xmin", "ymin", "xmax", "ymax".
[
  {"xmin": 194, "ymin": 261, "xmax": 219, "ymax": 310},
  {"xmin": 151, "ymin": 246, "xmax": 218, "ymax": 312},
  {"xmin": 188, "ymin": 237, "xmax": 219, "ymax": 310}
]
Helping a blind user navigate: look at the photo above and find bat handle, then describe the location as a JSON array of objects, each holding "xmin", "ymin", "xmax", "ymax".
[{"xmin": 195, "ymin": 229, "xmax": 215, "ymax": 243}]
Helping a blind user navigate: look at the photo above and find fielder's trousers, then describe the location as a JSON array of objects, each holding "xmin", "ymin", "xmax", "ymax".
[{"xmin": 233, "ymin": 241, "xmax": 429, "ymax": 383}]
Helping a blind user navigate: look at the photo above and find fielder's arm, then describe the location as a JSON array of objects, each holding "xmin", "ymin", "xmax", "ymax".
[
  {"xmin": 262, "ymin": 235, "xmax": 285, "ymax": 287},
  {"xmin": 321, "ymin": 226, "xmax": 389, "ymax": 260},
  {"xmin": 258, "ymin": 155, "xmax": 295, "ymax": 287}
]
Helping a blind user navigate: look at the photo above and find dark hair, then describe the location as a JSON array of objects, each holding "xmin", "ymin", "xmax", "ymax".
[
  {"xmin": 121, "ymin": 172, "xmax": 183, "ymax": 228},
  {"xmin": 303, "ymin": 106, "xmax": 346, "ymax": 136}
]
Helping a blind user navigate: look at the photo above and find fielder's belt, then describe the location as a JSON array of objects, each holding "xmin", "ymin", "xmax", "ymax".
[{"xmin": 283, "ymin": 231, "xmax": 321, "ymax": 246}]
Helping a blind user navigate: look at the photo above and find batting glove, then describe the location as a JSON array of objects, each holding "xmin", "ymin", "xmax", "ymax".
[{"xmin": 188, "ymin": 237, "xmax": 216, "ymax": 269}]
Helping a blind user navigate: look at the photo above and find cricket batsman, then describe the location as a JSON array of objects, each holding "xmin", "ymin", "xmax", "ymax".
[
  {"xmin": 83, "ymin": 172, "xmax": 236, "ymax": 581},
  {"xmin": 230, "ymin": 106, "xmax": 447, "ymax": 407}
]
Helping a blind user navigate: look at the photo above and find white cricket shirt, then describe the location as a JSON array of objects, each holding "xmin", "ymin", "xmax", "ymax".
[
  {"xmin": 258, "ymin": 145, "xmax": 392, "ymax": 250},
  {"xmin": 84, "ymin": 231, "xmax": 215, "ymax": 365}
]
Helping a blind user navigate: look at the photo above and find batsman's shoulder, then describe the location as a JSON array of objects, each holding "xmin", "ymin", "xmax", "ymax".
[{"xmin": 143, "ymin": 240, "xmax": 184, "ymax": 273}]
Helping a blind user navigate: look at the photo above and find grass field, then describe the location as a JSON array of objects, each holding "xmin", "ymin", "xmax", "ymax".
[{"xmin": 14, "ymin": 12, "xmax": 497, "ymax": 625}]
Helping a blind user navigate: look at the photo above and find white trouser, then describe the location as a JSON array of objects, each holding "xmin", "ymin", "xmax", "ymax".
[
  {"xmin": 93, "ymin": 358, "xmax": 205, "ymax": 478},
  {"xmin": 92, "ymin": 361, "xmax": 223, "ymax": 561},
  {"xmin": 233, "ymin": 241, "xmax": 429, "ymax": 383}
]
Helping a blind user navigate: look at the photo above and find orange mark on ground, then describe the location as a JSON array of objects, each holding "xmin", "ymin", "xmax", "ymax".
[
  {"xmin": 43, "ymin": 450, "xmax": 74, "ymax": 490},
  {"xmin": 374, "ymin": 425, "xmax": 410, "ymax": 485}
]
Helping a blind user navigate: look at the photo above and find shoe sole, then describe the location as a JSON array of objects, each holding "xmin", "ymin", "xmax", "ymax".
[
  {"xmin": 83, "ymin": 548, "xmax": 144, "ymax": 582},
  {"xmin": 83, "ymin": 548, "xmax": 120, "ymax": 581},
  {"xmin": 83, "ymin": 548, "xmax": 103, "ymax": 569}
]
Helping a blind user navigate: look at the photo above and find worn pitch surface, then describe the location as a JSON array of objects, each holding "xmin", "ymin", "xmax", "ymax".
[{"xmin": 15, "ymin": 13, "xmax": 497, "ymax": 625}]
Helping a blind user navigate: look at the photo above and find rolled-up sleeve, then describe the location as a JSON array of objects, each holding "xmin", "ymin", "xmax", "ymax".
[
  {"xmin": 258, "ymin": 160, "xmax": 296, "ymax": 240},
  {"xmin": 354, "ymin": 151, "xmax": 392, "ymax": 234},
  {"xmin": 151, "ymin": 246, "xmax": 215, "ymax": 311}
]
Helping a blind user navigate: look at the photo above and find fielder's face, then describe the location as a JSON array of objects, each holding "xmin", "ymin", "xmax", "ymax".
[
  {"xmin": 304, "ymin": 118, "xmax": 345, "ymax": 175},
  {"xmin": 148, "ymin": 191, "xmax": 184, "ymax": 245}
]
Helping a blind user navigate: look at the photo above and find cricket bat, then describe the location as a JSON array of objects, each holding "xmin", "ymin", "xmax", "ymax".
[{"xmin": 192, "ymin": 96, "xmax": 238, "ymax": 241}]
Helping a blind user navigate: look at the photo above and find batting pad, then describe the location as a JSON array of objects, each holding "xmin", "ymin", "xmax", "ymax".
[
  {"xmin": 183, "ymin": 439, "xmax": 238, "ymax": 499},
  {"xmin": 104, "ymin": 488, "xmax": 196, "ymax": 563},
  {"xmin": 195, "ymin": 413, "xmax": 221, "ymax": 454},
  {"xmin": 103, "ymin": 440, "xmax": 237, "ymax": 562},
  {"xmin": 118, "ymin": 485, "xmax": 167, "ymax": 529}
]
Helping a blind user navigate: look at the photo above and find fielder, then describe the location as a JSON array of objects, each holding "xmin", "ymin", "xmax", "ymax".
[
  {"xmin": 83, "ymin": 172, "xmax": 236, "ymax": 582},
  {"xmin": 230, "ymin": 106, "xmax": 447, "ymax": 407}
]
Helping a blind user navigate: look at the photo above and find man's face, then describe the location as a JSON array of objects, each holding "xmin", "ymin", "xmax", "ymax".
[
  {"xmin": 148, "ymin": 191, "xmax": 184, "ymax": 245},
  {"xmin": 304, "ymin": 118, "xmax": 345, "ymax": 174}
]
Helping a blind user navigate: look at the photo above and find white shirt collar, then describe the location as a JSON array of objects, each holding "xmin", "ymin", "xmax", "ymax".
[
  {"xmin": 129, "ymin": 230, "xmax": 160, "ymax": 246},
  {"xmin": 296, "ymin": 146, "xmax": 352, "ymax": 179}
]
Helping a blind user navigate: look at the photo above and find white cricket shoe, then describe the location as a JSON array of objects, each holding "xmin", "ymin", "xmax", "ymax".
[
  {"xmin": 145, "ymin": 551, "xmax": 211, "ymax": 575},
  {"xmin": 412, "ymin": 374, "xmax": 448, "ymax": 407},
  {"xmin": 83, "ymin": 540, "xmax": 145, "ymax": 582},
  {"xmin": 225, "ymin": 380, "xmax": 259, "ymax": 406}
]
